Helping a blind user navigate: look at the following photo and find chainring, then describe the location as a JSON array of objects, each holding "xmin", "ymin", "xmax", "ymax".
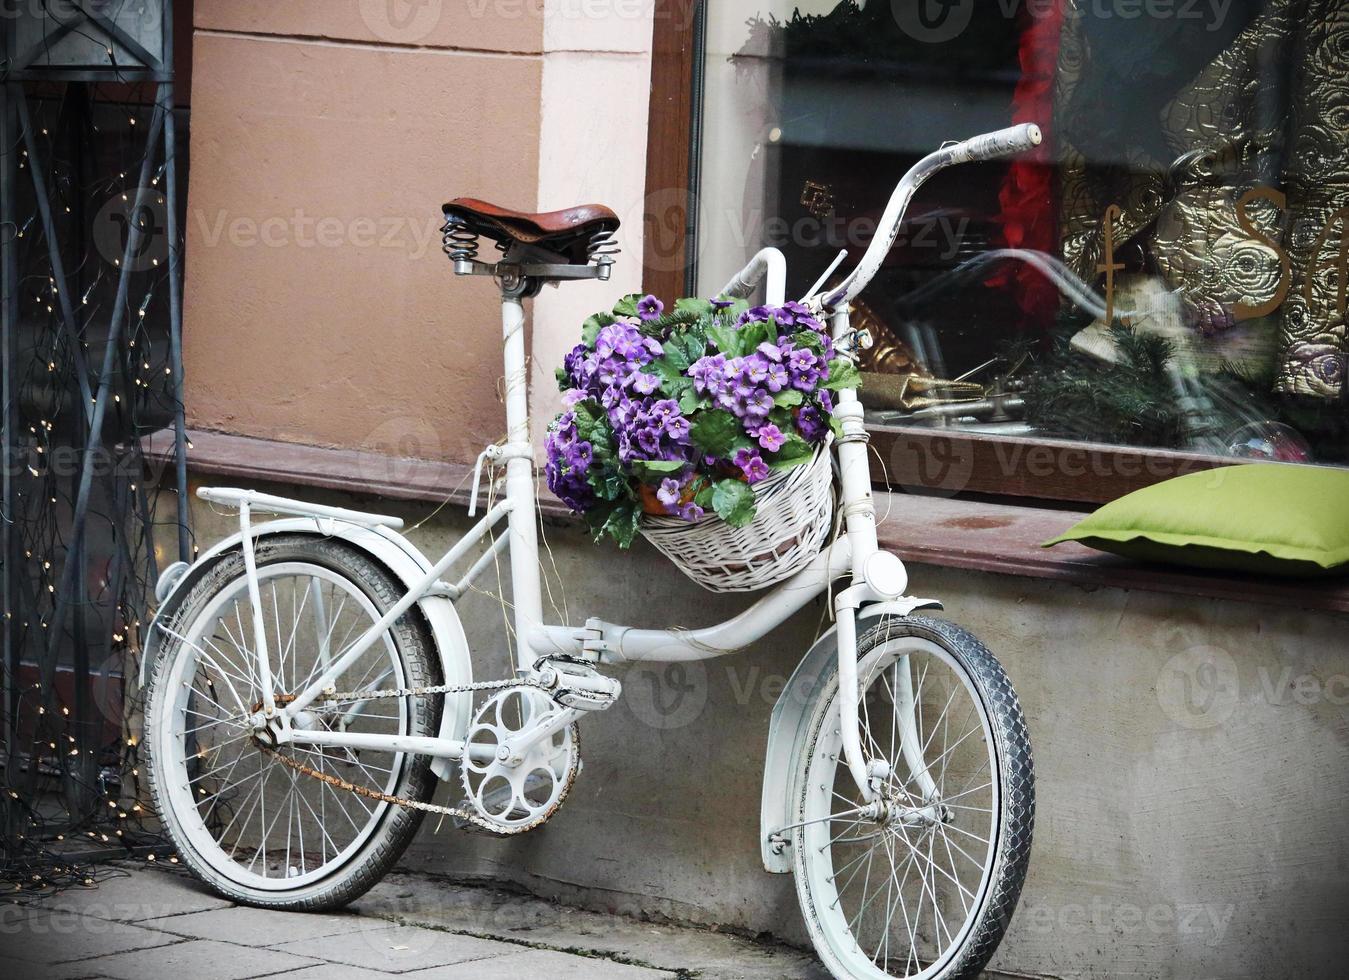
[{"xmin": 459, "ymin": 685, "xmax": 580, "ymax": 834}]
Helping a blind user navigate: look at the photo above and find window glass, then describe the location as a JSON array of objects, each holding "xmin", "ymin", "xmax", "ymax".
[{"xmin": 695, "ymin": 0, "xmax": 1348, "ymax": 466}]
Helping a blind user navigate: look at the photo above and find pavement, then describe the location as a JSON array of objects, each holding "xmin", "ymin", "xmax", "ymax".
[{"xmin": 0, "ymin": 862, "xmax": 832, "ymax": 980}]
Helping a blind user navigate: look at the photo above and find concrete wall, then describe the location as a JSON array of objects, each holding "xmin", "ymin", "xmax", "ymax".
[
  {"xmin": 182, "ymin": 2, "xmax": 653, "ymax": 463},
  {"xmin": 178, "ymin": 479, "xmax": 1349, "ymax": 980}
]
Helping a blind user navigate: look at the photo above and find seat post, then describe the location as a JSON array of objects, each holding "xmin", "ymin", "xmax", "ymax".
[{"xmin": 499, "ymin": 281, "xmax": 544, "ymax": 672}]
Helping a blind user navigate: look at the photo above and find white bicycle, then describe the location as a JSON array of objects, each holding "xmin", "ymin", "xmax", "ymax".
[{"xmin": 143, "ymin": 124, "xmax": 1042, "ymax": 980}]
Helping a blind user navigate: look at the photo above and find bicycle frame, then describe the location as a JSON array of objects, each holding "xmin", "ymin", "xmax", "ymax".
[{"xmin": 185, "ymin": 122, "xmax": 1043, "ymax": 804}]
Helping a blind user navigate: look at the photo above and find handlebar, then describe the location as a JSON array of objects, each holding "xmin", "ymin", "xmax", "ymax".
[{"xmin": 818, "ymin": 122, "xmax": 1042, "ymax": 312}]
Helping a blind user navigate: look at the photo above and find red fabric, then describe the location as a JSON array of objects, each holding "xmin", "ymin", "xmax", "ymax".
[{"xmin": 988, "ymin": 1, "xmax": 1063, "ymax": 328}]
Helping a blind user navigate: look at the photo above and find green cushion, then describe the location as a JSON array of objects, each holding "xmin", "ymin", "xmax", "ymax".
[{"xmin": 1043, "ymin": 464, "xmax": 1349, "ymax": 577}]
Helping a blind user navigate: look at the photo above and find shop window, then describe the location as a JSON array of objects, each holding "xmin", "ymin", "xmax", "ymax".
[{"xmin": 651, "ymin": 0, "xmax": 1349, "ymax": 502}]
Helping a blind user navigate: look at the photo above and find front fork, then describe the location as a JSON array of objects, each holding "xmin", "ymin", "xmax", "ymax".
[{"xmin": 828, "ymin": 309, "xmax": 938, "ymax": 806}]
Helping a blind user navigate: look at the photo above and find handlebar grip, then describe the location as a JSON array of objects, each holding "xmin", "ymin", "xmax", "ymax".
[{"xmin": 948, "ymin": 123, "xmax": 1042, "ymax": 165}]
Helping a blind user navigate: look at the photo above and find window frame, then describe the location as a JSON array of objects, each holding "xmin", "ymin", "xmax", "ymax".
[{"xmin": 643, "ymin": 0, "xmax": 1241, "ymax": 506}]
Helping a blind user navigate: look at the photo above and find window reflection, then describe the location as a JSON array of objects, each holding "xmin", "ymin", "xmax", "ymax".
[{"xmin": 695, "ymin": 0, "xmax": 1347, "ymax": 466}]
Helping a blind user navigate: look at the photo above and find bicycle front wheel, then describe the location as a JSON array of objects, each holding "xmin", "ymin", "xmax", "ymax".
[
  {"xmin": 145, "ymin": 535, "xmax": 442, "ymax": 910},
  {"xmin": 790, "ymin": 616, "xmax": 1034, "ymax": 980}
]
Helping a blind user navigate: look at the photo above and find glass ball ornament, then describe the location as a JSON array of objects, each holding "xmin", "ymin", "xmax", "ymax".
[{"xmin": 1225, "ymin": 421, "xmax": 1312, "ymax": 463}]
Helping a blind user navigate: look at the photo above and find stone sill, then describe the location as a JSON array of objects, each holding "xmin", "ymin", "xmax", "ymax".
[{"xmin": 144, "ymin": 428, "xmax": 1349, "ymax": 616}]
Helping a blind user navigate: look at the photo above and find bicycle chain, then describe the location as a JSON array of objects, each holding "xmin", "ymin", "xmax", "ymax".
[{"xmin": 254, "ymin": 676, "xmax": 561, "ymax": 837}]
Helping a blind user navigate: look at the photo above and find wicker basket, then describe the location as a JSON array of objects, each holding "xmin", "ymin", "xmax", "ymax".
[{"xmin": 639, "ymin": 441, "xmax": 835, "ymax": 592}]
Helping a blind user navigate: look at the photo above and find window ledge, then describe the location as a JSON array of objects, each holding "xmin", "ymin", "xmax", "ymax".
[{"xmin": 146, "ymin": 429, "xmax": 1349, "ymax": 616}]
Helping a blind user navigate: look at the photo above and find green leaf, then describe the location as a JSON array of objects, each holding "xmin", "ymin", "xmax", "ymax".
[
  {"xmin": 772, "ymin": 388, "xmax": 803, "ymax": 409},
  {"xmin": 706, "ymin": 320, "xmax": 742, "ymax": 357},
  {"xmin": 711, "ymin": 479, "xmax": 756, "ymax": 528},
  {"xmin": 582, "ymin": 311, "xmax": 616, "ymax": 346},
  {"xmin": 769, "ymin": 433, "xmax": 813, "ymax": 466},
  {"xmin": 662, "ymin": 328, "xmax": 706, "ymax": 372},
  {"xmin": 737, "ymin": 317, "xmax": 775, "ymax": 355},
  {"xmin": 647, "ymin": 357, "xmax": 693, "ymax": 399},
  {"xmin": 632, "ymin": 459, "xmax": 686, "ymax": 481},
  {"xmin": 693, "ymin": 483, "xmax": 714, "ymax": 508},
  {"xmin": 793, "ymin": 328, "xmax": 827, "ymax": 353},
  {"xmin": 600, "ymin": 502, "xmax": 642, "ymax": 549},
  {"xmin": 689, "ymin": 409, "xmax": 742, "ymax": 457},
  {"xmin": 674, "ymin": 297, "xmax": 714, "ymax": 318},
  {"xmin": 822, "ymin": 357, "xmax": 862, "ymax": 391},
  {"xmin": 611, "ymin": 294, "xmax": 641, "ymax": 318},
  {"xmin": 678, "ymin": 387, "xmax": 709, "ymax": 415},
  {"xmin": 767, "ymin": 433, "xmax": 814, "ymax": 470},
  {"xmin": 829, "ymin": 413, "xmax": 844, "ymax": 440},
  {"xmin": 769, "ymin": 455, "xmax": 812, "ymax": 472}
]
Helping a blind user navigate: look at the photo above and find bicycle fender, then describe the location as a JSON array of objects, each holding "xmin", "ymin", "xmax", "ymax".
[
  {"xmin": 759, "ymin": 597, "xmax": 942, "ymax": 874},
  {"xmin": 141, "ymin": 518, "xmax": 474, "ymax": 782}
]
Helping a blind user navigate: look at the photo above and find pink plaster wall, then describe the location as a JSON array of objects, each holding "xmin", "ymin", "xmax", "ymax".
[
  {"xmin": 193, "ymin": 0, "xmax": 544, "ymax": 53},
  {"xmin": 182, "ymin": 21, "xmax": 543, "ymax": 463}
]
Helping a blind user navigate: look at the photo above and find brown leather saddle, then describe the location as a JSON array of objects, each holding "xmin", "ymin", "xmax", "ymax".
[{"xmin": 443, "ymin": 198, "xmax": 619, "ymax": 265}]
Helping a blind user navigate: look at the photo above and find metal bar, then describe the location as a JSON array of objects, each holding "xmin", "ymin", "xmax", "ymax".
[
  {"xmin": 443, "ymin": 532, "xmax": 510, "ymax": 600},
  {"xmin": 161, "ymin": 0, "xmax": 190, "ymax": 565},
  {"xmin": 237, "ymin": 503, "xmax": 275, "ymax": 715},
  {"xmin": 1, "ymin": 80, "xmax": 20, "ymax": 817},
  {"xmin": 284, "ymin": 500, "xmax": 514, "ymax": 717},
  {"xmin": 38, "ymin": 96, "xmax": 166, "ymax": 704},
  {"xmin": 283, "ymin": 728, "xmax": 476, "ymax": 763},
  {"xmin": 196, "ymin": 487, "xmax": 405, "ymax": 530},
  {"xmin": 601, "ymin": 537, "xmax": 853, "ymax": 663},
  {"xmin": 14, "ymin": 91, "xmax": 94, "ymax": 419},
  {"xmin": 500, "ymin": 295, "xmax": 543, "ymax": 672}
]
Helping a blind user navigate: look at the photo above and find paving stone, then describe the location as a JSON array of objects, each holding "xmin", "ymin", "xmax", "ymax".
[
  {"xmin": 361, "ymin": 874, "xmax": 831, "ymax": 979},
  {"xmin": 0, "ymin": 910, "xmax": 177, "ymax": 965},
  {"xmin": 406, "ymin": 948, "xmax": 676, "ymax": 979},
  {"xmin": 271, "ymin": 922, "xmax": 519, "ymax": 974},
  {"xmin": 22, "ymin": 868, "xmax": 232, "ymax": 922},
  {"xmin": 79, "ymin": 937, "xmax": 323, "ymax": 980},
  {"xmin": 150, "ymin": 905, "xmax": 361, "ymax": 946},
  {"xmin": 264, "ymin": 966, "xmax": 403, "ymax": 980}
]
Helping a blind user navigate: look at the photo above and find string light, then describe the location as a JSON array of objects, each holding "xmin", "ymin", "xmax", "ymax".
[{"xmin": 4, "ymin": 79, "xmax": 189, "ymax": 897}]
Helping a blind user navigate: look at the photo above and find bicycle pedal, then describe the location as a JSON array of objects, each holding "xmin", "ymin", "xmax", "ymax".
[{"xmin": 533, "ymin": 658, "xmax": 621, "ymax": 711}]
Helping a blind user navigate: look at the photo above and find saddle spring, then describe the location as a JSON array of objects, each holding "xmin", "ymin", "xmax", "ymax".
[
  {"xmin": 586, "ymin": 227, "xmax": 621, "ymax": 266},
  {"xmin": 441, "ymin": 215, "xmax": 480, "ymax": 264}
]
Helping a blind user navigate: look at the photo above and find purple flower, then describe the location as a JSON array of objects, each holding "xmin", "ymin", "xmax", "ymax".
[
  {"xmin": 798, "ymin": 405, "xmax": 827, "ymax": 442},
  {"xmin": 678, "ymin": 502, "xmax": 706, "ymax": 522},
  {"xmin": 657, "ymin": 477, "xmax": 681, "ymax": 511},
  {"xmin": 711, "ymin": 296, "xmax": 734, "ymax": 310},
  {"xmin": 818, "ymin": 389, "xmax": 834, "ymax": 413},
  {"xmin": 665, "ymin": 414, "xmax": 690, "ymax": 442},
  {"xmin": 637, "ymin": 295, "xmax": 664, "ymax": 321},
  {"xmin": 788, "ymin": 348, "xmax": 822, "ymax": 391},
  {"xmin": 732, "ymin": 448, "xmax": 770, "ymax": 484},
  {"xmin": 741, "ymin": 390, "xmax": 773, "ymax": 421},
  {"xmin": 736, "ymin": 305, "xmax": 773, "ymax": 327},
  {"xmin": 755, "ymin": 423, "xmax": 786, "ymax": 452},
  {"xmin": 631, "ymin": 371, "xmax": 660, "ymax": 395},
  {"xmin": 779, "ymin": 301, "xmax": 825, "ymax": 332},
  {"xmin": 690, "ymin": 353, "xmax": 729, "ymax": 396}
]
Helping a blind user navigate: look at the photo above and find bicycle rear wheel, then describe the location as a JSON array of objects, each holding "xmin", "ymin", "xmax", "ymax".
[
  {"xmin": 145, "ymin": 535, "xmax": 441, "ymax": 910},
  {"xmin": 790, "ymin": 616, "xmax": 1034, "ymax": 980}
]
